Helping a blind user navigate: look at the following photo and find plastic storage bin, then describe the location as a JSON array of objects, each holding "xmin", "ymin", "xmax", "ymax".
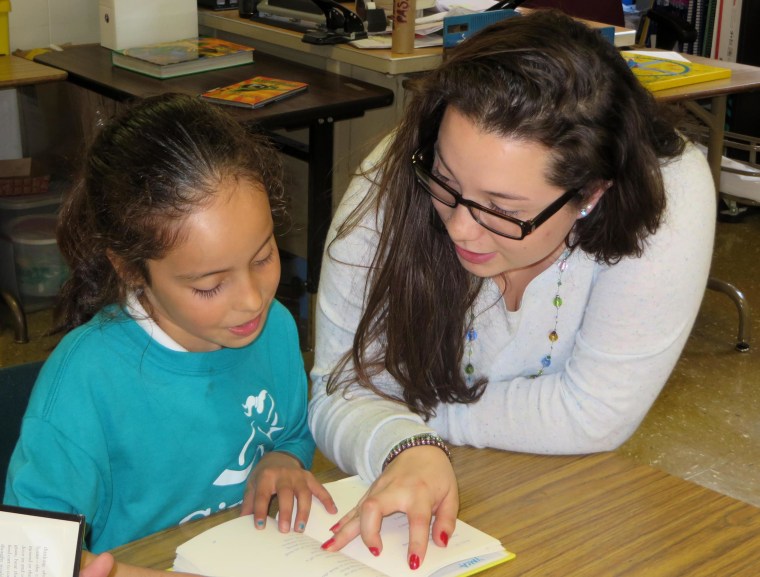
[
  {"xmin": 5, "ymin": 215, "xmax": 67, "ymax": 298},
  {"xmin": 0, "ymin": 192, "xmax": 61, "ymax": 234}
]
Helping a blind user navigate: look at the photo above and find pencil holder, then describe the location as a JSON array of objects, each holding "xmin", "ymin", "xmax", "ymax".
[{"xmin": 391, "ymin": 0, "xmax": 415, "ymax": 54}]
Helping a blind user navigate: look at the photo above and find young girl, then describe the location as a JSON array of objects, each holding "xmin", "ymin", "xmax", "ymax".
[
  {"xmin": 4, "ymin": 93, "xmax": 336, "ymax": 553},
  {"xmin": 310, "ymin": 9, "xmax": 715, "ymax": 569}
]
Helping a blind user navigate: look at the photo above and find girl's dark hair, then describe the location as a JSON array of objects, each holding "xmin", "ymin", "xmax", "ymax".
[
  {"xmin": 55, "ymin": 92, "xmax": 286, "ymax": 333},
  {"xmin": 327, "ymin": 9, "xmax": 686, "ymax": 419}
]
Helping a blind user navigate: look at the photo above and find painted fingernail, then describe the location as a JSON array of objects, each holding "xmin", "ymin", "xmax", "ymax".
[
  {"xmin": 409, "ymin": 554, "xmax": 420, "ymax": 570},
  {"xmin": 329, "ymin": 522, "xmax": 341, "ymax": 532},
  {"xmin": 298, "ymin": 522, "xmax": 305, "ymax": 532},
  {"xmin": 440, "ymin": 531, "xmax": 449, "ymax": 546},
  {"xmin": 321, "ymin": 537, "xmax": 336, "ymax": 550},
  {"xmin": 369, "ymin": 547, "xmax": 380, "ymax": 557},
  {"xmin": 255, "ymin": 519, "xmax": 265, "ymax": 528}
]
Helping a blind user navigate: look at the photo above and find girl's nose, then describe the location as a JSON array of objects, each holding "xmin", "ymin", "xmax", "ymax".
[{"xmin": 238, "ymin": 272, "xmax": 264, "ymax": 313}]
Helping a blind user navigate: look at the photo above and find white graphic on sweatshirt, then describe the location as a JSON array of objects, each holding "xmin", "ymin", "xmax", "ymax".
[{"xmin": 179, "ymin": 389, "xmax": 283, "ymax": 524}]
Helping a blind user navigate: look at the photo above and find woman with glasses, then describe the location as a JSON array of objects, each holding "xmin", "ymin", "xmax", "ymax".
[{"xmin": 310, "ymin": 9, "xmax": 715, "ymax": 569}]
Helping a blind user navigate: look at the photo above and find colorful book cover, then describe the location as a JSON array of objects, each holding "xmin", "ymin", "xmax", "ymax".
[
  {"xmin": 119, "ymin": 37, "xmax": 254, "ymax": 65},
  {"xmin": 622, "ymin": 51, "xmax": 731, "ymax": 92},
  {"xmin": 201, "ymin": 75, "xmax": 309, "ymax": 109}
]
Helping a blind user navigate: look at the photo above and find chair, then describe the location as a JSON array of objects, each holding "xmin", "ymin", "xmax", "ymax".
[{"xmin": 0, "ymin": 360, "xmax": 43, "ymax": 502}]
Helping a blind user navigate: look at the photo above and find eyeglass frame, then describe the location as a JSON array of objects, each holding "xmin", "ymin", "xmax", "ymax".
[{"xmin": 411, "ymin": 145, "xmax": 581, "ymax": 240}]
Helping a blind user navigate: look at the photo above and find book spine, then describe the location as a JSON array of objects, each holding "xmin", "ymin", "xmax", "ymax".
[
  {"xmin": 710, "ymin": 0, "xmax": 724, "ymax": 57},
  {"xmin": 724, "ymin": 0, "xmax": 743, "ymax": 62}
]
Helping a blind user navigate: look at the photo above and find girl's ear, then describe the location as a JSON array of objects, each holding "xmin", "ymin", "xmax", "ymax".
[
  {"xmin": 576, "ymin": 180, "xmax": 612, "ymax": 219},
  {"xmin": 106, "ymin": 249, "xmax": 141, "ymax": 288}
]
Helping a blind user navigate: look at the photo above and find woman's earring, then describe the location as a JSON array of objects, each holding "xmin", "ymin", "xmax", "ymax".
[{"xmin": 579, "ymin": 205, "xmax": 592, "ymax": 218}]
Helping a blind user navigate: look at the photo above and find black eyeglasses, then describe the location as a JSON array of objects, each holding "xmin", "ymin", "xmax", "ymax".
[{"xmin": 412, "ymin": 145, "xmax": 580, "ymax": 240}]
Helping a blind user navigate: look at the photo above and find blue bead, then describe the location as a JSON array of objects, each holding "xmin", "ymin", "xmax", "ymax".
[
  {"xmin": 467, "ymin": 328, "xmax": 478, "ymax": 342},
  {"xmin": 541, "ymin": 355, "xmax": 551, "ymax": 367}
]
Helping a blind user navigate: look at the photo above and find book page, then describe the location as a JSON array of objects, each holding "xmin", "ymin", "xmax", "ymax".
[
  {"xmin": 0, "ymin": 507, "xmax": 83, "ymax": 577},
  {"xmin": 175, "ymin": 476, "xmax": 512, "ymax": 577},
  {"xmin": 298, "ymin": 476, "xmax": 510, "ymax": 577},
  {"xmin": 174, "ymin": 516, "xmax": 385, "ymax": 577}
]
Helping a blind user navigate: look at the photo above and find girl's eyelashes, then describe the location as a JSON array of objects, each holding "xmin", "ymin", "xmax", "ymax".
[
  {"xmin": 253, "ymin": 250, "xmax": 275, "ymax": 267},
  {"xmin": 192, "ymin": 285, "xmax": 223, "ymax": 299}
]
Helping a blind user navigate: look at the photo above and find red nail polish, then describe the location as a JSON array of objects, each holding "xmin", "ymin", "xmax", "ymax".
[
  {"xmin": 409, "ymin": 554, "xmax": 420, "ymax": 570},
  {"xmin": 440, "ymin": 531, "xmax": 449, "ymax": 546},
  {"xmin": 321, "ymin": 537, "xmax": 336, "ymax": 550},
  {"xmin": 369, "ymin": 547, "xmax": 380, "ymax": 557},
  {"xmin": 329, "ymin": 522, "xmax": 340, "ymax": 532}
]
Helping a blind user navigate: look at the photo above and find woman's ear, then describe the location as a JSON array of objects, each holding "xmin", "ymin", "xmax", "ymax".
[{"xmin": 576, "ymin": 180, "xmax": 612, "ymax": 219}]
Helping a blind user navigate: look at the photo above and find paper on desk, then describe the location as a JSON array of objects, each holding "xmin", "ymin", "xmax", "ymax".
[
  {"xmin": 435, "ymin": 0, "xmax": 496, "ymax": 11},
  {"xmin": 350, "ymin": 7, "xmax": 473, "ymax": 49},
  {"xmin": 624, "ymin": 50, "xmax": 690, "ymax": 62}
]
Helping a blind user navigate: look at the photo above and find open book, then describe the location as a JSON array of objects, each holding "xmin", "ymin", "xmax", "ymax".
[
  {"xmin": 174, "ymin": 476, "xmax": 514, "ymax": 577},
  {"xmin": 0, "ymin": 505, "xmax": 85, "ymax": 577}
]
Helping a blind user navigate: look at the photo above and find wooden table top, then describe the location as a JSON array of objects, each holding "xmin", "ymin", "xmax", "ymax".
[
  {"xmin": 34, "ymin": 44, "xmax": 394, "ymax": 130},
  {"xmin": 198, "ymin": 7, "xmax": 636, "ymax": 76},
  {"xmin": 650, "ymin": 54, "xmax": 760, "ymax": 102},
  {"xmin": 0, "ymin": 55, "xmax": 67, "ymax": 89},
  {"xmin": 110, "ymin": 446, "xmax": 760, "ymax": 576}
]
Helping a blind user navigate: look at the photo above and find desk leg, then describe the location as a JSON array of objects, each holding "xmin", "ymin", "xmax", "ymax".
[
  {"xmin": 683, "ymin": 95, "xmax": 726, "ymax": 193},
  {"xmin": 306, "ymin": 117, "xmax": 334, "ymax": 295},
  {"xmin": 684, "ymin": 96, "xmax": 751, "ymax": 352}
]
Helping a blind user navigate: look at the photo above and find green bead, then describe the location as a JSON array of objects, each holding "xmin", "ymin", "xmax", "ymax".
[
  {"xmin": 465, "ymin": 363, "xmax": 474, "ymax": 375},
  {"xmin": 553, "ymin": 296, "xmax": 563, "ymax": 308}
]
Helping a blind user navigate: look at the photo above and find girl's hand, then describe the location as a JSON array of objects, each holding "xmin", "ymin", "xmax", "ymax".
[
  {"xmin": 241, "ymin": 451, "xmax": 337, "ymax": 532},
  {"xmin": 320, "ymin": 446, "xmax": 458, "ymax": 570},
  {"xmin": 80, "ymin": 552, "xmax": 115, "ymax": 577}
]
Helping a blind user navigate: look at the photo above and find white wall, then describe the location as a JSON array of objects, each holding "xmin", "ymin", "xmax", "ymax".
[{"xmin": 8, "ymin": 0, "xmax": 99, "ymax": 52}]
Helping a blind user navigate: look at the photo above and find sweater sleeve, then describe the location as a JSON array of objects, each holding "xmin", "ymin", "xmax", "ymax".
[
  {"xmin": 309, "ymin": 139, "xmax": 434, "ymax": 481},
  {"xmin": 427, "ymin": 143, "xmax": 717, "ymax": 453}
]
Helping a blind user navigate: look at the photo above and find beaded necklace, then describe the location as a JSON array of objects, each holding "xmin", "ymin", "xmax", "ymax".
[
  {"xmin": 463, "ymin": 247, "xmax": 571, "ymax": 383},
  {"xmin": 530, "ymin": 247, "xmax": 571, "ymax": 378}
]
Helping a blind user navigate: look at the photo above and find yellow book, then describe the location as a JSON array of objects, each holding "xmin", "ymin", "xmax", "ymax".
[{"xmin": 622, "ymin": 51, "xmax": 731, "ymax": 92}]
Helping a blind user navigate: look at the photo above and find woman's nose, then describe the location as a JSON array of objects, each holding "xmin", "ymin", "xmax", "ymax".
[{"xmin": 445, "ymin": 203, "xmax": 481, "ymax": 239}]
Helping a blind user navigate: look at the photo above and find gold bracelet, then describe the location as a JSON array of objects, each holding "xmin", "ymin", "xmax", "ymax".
[{"xmin": 382, "ymin": 433, "xmax": 451, "ymax": 470}]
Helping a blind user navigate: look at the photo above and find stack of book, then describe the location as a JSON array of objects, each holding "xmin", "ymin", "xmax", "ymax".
[
  {"xmin": 110, "ymin": 36, "xmax": 255, "ymax": 79},
  {"xmin": 110, "ymin": 36, "xmax": 310, "ymax": 109}
]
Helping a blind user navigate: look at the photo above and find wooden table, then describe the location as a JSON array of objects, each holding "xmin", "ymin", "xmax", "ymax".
[
  {"xmin": 111, "ymin": 446, "xmax": 760, "ymax": 575},
  {"xmin": 198, "ymin": 8, "xmax": 636, "ymax": 76},
  {"xmin": 34, "ymin": 44, "xmax": 394, "ymax": 295},
  {"xmin": 0, "ymin": 55, "xmax": 67, "ymax": 88}
]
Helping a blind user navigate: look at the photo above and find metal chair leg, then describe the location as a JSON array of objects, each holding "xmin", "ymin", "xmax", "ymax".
[
  {"xmin": 0, "ymin": 290, "xmax": 28, "ymax": 344},
  {"xmin": 707, "ymin": 276, "xmax": 751, "ymax": 352}
]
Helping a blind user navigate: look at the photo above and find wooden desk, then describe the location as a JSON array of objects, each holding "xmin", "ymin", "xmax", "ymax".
[
  {"xmin": 0, "ymin": 55, "xmax": 67, "ymax": 88},
  {"xmin": 198, "ymin": 8, "xmax": 636, "ymax": 76},
  {"xmin": 110, "ymin": 446, "xmax": 760, "ymax": 575},
  {"xmin": 34, "ymin": 44, "xmax": 394, "ymax": 295},
  {"xmin": 650, "ymin": 54, "xmax": 760, "ymax": 193}
]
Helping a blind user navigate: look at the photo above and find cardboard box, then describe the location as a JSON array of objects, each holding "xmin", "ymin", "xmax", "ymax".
[
  {"xmin": 99, "ymin": 0, "xmax": 198, "ymax": 51},
  {"xmin": 0, "ymin": 158, "xmax": 51, "ymax": 197}
]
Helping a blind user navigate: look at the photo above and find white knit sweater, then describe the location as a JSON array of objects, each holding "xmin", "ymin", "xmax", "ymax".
[{"xmin": 309, "ymin": 138, "xmax": 716, "ymax": 481}]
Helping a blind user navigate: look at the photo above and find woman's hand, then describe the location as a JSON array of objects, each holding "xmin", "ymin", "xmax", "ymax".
[
  {"xmin": 241, "ymin": 451, "xmax": 337, "ymax": 532},
  {"xmin": 321, "ymin": 446, "xmax": 458, "ymax": 570}
]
